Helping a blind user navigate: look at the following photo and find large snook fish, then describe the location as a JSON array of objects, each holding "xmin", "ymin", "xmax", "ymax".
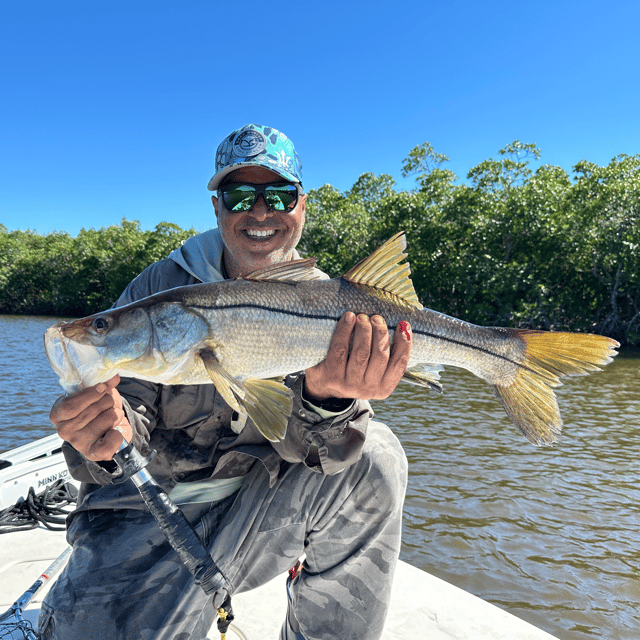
[{"xmin": 44, "ymin": 232, "xmax": 619, "ymax": 446}]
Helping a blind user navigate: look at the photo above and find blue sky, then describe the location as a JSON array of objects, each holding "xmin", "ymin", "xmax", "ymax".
[{"xmin": 1, "ymin": 0, "xmax": 639, "ymax": 238}]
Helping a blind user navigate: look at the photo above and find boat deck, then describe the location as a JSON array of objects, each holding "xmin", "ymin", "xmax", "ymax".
[{"xmin": 0, "ymin": 526, "xmax": 560, "ymax": 639}]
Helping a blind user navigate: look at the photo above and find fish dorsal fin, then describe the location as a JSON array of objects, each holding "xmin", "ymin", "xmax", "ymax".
[
  {"xmin": 243, "ymin": 258, "xmax": 320, "ymax": 282},
  {"xmin": 343, "ymin": 232, "xmax": 422, "ymax": 309}
]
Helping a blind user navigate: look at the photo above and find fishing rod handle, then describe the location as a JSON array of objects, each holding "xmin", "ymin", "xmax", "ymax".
[
  {"xmin": 116, "ymin": 440, "xmax": 228, "ymax": 598},
  {"xmin": 112, "ymin": 439, "xmax": 156, "ymax": 483},
  {"xmin": 132, "ymin": 478, "xmax": 227, "ymax": 596}
]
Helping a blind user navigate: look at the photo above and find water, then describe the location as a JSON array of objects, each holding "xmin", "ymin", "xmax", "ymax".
[
  {"xmin": 0, "ymin": 316, "xmax": 68, "ymax": 448},
  {"xmin": 1, "ymin": 315, "xmax": 639, "ymax": 639},
  {"xmin": 373, "ymin": 349, "xmax": 640, "ymax": 640}
]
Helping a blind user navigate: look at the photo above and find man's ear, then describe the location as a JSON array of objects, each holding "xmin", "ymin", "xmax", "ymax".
[
  {"xmin": 299, "ymin": 192, "xmax": 307, "ymax": 225},
  {"xmin": 211, "ymin": 195, "xmax": 219, "ymax": 218}
]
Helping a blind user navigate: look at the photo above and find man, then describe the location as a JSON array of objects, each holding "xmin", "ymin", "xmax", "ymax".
[{"xmin": 41, "ymin": 124, "xmax": 411, "ymax": 640}]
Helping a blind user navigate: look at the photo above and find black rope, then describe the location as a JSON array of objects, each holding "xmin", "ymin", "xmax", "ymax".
[{"xmin": 0, "ymin": 480, "xmax": 78, "ymax": 534}]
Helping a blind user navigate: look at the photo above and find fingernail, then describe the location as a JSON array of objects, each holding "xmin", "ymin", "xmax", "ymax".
[
  {"xmin": 398, "ymin": 321, "xmax": 411, "ymax": 341},
  {"xmin": 344, "ymin": 312, "xmax": 356, "ymax": 324},
  {"xmin": 96, "ymin": 382, "xmax": 107, "ymax": 393},
  {"xmin": 372, "ymin": 315, "xmax": 385, "ymax": 325}
]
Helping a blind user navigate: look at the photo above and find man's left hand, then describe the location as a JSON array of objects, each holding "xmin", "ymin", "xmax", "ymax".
[{"xmin": 304, "ymin": 312, "xmax": 412, "ymax": 402}]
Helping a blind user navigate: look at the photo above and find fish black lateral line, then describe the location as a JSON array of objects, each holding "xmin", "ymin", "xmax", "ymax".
[{"xmin": 45, "ymin": 232, "xmax": 619, "ymax": 446}]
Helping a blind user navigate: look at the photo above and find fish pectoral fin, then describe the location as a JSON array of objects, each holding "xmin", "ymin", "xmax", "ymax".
[
  {"xmin": 343, "ymin": 232, "xmax": 422, "ymax": 310},
  {"xmin": 199, "ymin": 348, "xmax": 245, "ymax": 415},
  {"xmin": 402, "ymin": 364, "xmax": 444, "ymax": 393},
  {"xmin": 243, "ymin": 258, "xmax": 320, "ymax": 282},
  {"xmin": 198, "ymin": 348, "xmax": 292, "ymax": 442},
  {"xmin": 242, "ymin": 378, "xmax": 293, "ymax": 442}
]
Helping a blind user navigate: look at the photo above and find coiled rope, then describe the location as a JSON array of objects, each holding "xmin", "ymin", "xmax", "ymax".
[{"xmin": 0, "ymin": 480, "xmax": 77, "ymax": 534}]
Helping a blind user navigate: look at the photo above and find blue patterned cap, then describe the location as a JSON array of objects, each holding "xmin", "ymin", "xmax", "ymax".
[{"xmin": 207, "ymin": 124, "xmax": 303, "ymax": 190}]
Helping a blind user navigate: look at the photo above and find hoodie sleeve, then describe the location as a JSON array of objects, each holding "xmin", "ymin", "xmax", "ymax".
[{"xmin": 271, "ymin": 373, "xmax": 373, "ymax": 475}]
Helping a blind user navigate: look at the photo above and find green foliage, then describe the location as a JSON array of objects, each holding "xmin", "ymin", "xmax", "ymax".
[
  {"xmin": 0, "ymin": 219, "xmax": 195, "ymax": 316},
  {"xmin": 301, "ymin": 143, "xmax": 639, "ymax": 346},
  {"xmin": 3, "ymin": 144, "xmax": 638, "ymax": 346}
]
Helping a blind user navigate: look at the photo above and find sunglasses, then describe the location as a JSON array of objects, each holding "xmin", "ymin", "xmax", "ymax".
[{"xmin": 219, "ymin": 182, "xmax": 302, "ymax": 212}]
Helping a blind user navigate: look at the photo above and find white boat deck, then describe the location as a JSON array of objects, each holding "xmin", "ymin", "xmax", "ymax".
[{"xmin": 0, "ymin": 526, "xmax": 560, "ymax": 639}]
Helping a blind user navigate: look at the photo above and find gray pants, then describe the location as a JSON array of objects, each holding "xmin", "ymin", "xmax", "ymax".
[{"xmin": 38, "ymin": 421, "xmax": 408, "ymax": 640}]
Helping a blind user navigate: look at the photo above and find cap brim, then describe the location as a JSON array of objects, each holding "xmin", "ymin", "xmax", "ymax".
[{"xmin": 207, "ymin": 162, "xmax": 300, "ymax": 191}]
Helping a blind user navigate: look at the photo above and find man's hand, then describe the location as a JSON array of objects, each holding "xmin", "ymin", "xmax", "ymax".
[
  {"xmin": 304, "ymin": 312, "xmax": 412, "ymax": 402},
  {"xmin": 50, "ymin": 375, "xmax": 132, "ymax": 461}
]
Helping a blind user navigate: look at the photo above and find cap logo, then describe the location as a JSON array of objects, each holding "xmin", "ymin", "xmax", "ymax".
[{"xmin": 233, "ymin": 130, "xmax": 266, "ymax": 158}]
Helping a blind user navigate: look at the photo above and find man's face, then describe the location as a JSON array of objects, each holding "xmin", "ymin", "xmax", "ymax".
[{"xmin": 212, "ymin": 166, "xmax": 306, "ymax": 278}]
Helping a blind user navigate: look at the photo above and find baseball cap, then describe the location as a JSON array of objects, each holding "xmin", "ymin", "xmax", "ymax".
[{"xmin": 207, "ymin": 124, "xmax": 303, "ymax": 191}]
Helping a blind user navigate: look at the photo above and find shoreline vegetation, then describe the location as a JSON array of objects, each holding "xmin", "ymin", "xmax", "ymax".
[{"xmin": 2, "ymin": 142, "xmax": 638, "ymax": 346}]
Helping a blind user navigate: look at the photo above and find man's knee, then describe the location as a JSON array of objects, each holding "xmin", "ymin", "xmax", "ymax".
[{"xmin": 356, "ymin": 420, "xmax": 408, "ymax": 514}]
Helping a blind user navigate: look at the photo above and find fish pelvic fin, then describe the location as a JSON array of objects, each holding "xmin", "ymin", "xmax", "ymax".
[
  {"xmin": 493, "ymin": 330, "xmax": 619, "ymax": 446},
  {"xmin": 343, "ymin": 232, "xmax": 422, "ymax": 310},
  {"xmin": 403, "ymin": 364, "xmax": 444, "ymax": 393},
  {"xmin": 199, "ymin": 348, "xmax": 292, "ymax": 442}
]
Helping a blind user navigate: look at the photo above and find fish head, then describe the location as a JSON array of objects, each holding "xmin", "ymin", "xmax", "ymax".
[
  {"xmin": 44, "ymin": 306, "xmax": 158, "ymax": 393},
  {"xmin": 44, "ymin": 301, "xmax": 212, "ymax": 392}
]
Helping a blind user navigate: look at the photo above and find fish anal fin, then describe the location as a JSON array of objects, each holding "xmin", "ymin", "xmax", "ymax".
[
  {"xmin": 198, "ymin": 348, "xmax": 292, "ymax": 442},
  {"xmin": 343, "ymin": 232, "xmax": 422, "ymax": 310},
  {"xmin": 403, "ymin": 364, "xmax": 443, "ymax": 393},
  {"xmin": 493, "ymin": 329, "xmax": 619, "ymax": 446},
  {"xmin": 243, "ymin": 258, "xmax": 319, "ymax": 282}
]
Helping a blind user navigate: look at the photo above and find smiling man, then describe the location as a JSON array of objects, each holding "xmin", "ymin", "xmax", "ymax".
[
  {"xmin": 42, "ymin": 124, "xmax": 411, "ymax": 640},
  {"xmin": 212, "ymin": 165, "xmax": 306, "ymax": 277}
]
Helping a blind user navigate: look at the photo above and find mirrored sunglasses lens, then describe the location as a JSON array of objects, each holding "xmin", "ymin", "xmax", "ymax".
[
  {"xmin": 223, "ymin": 186, "xmax": 256, "ymax": 211},
  {"xmin": 265, "ymin": 185, "xmax": 298, "ymax": 211}
]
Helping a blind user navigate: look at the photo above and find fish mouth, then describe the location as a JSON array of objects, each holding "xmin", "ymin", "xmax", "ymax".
[{"xmin": 44, "ymin": 323, "xmax": 106, "ymax": 393}]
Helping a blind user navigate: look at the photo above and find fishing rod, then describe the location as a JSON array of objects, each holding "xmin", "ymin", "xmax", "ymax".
[
  {"xmin": 0, "ymin": 547, "xmax": 72, "ymax": 640},
  {"xmin": 0, "ymin": 439, "xmax": 236, "ymax": 639},
  {"xmin": 112, "ymin": 439, "xmax": 239, "ymax": 637},
  {"xmin": 112, "ymin": 438, "xmax": 229, "ymax": 603}
]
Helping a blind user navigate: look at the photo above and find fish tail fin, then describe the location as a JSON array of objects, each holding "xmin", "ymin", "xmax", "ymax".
[{"xmin": 493, "ymin": 330, "xmax": 619, "ymax": 446}]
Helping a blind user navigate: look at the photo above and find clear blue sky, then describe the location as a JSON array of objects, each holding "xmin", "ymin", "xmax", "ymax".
[{"xmin": 2, "ymin": 0, "xmax": 639, "ymax": 238}]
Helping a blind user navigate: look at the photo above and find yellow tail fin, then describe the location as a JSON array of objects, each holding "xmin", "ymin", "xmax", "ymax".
[{"xmin": 493, "ymin": 330, "xmax": 619, "ymax": 445}]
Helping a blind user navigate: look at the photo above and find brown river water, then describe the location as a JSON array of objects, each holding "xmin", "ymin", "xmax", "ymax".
[{"xmin": 1, "ymin": 315, "xmax": 639, "ymax": 639}]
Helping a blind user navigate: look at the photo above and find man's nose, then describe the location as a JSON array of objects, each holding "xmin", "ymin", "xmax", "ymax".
[{"xmin": 249, "ymin": 194, "xmax": 274, "ymax": 220}]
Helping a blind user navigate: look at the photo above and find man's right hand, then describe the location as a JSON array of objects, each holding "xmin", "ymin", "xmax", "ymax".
[{"xmin": 50, "ymin": 374, "xmax": 132, "ymax": 461}]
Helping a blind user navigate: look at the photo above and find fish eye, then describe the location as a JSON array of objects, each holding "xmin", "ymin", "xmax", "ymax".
[{"xmin": 93, "ymin": 317, "xmax": 110, "ymax": 333}]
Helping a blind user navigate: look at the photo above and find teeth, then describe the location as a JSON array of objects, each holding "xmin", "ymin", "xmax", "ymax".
[{"xmin": 246, "ymin": 229, "xmax": 276, "ymax": 237}]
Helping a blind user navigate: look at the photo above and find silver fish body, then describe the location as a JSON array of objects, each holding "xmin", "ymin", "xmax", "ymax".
[
  {"xmin": 165, "ymin": 277, "xmax": 525, "ymax": 384},
  {"xmin": 44, "ymin": 233, "xmax": 618, "ymax": 445}
]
